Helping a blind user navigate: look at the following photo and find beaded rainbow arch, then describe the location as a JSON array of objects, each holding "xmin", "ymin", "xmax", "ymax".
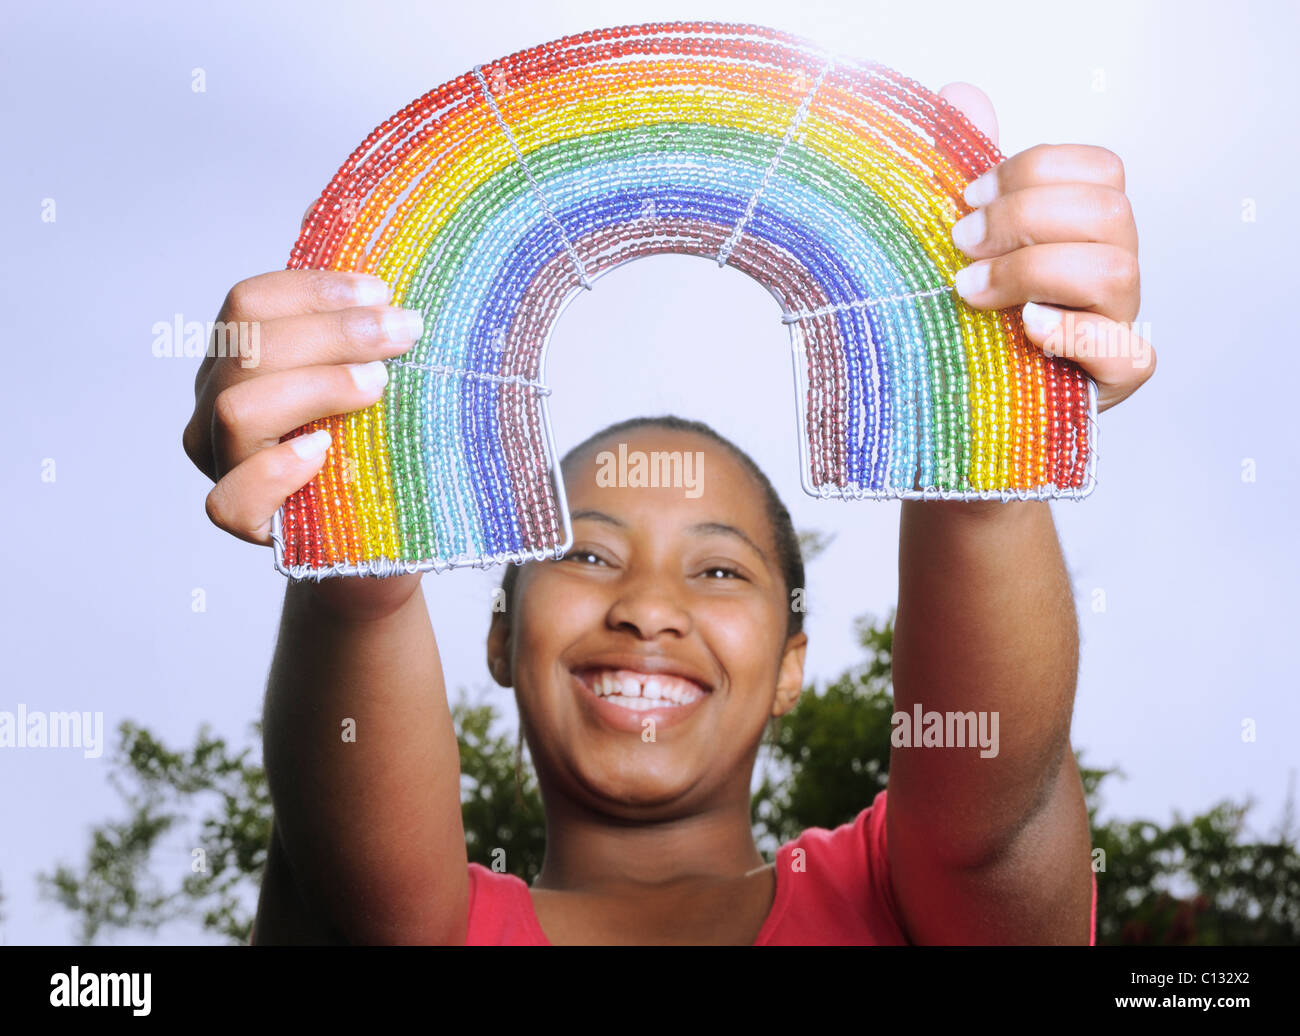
[{"xmin": 271, "ymin": 20, "xmax": 1097, "ymax": 580}]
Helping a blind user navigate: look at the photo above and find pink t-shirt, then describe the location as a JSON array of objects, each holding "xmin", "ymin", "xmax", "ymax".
[{"xmin": 465, "ymin": 789, "xmax": 1099, "ymax": 945}]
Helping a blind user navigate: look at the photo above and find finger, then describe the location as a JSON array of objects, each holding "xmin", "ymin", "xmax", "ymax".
[
  {"xmin": 185, "ymin": 305, "xmax": 422, "ymax": 480},
  {"xmin": 220, "ymin": 269, "xmax": 394, "ymax": 323},
  {"xmin": 953, "ymin": 242, "xmax": 1140, "ymax": 323},
  {"xmin": 951, "ymin": 182, "xmax": 1137, "ymax": 260},
  {"xmin": 1020, "ymin": 303, "xmax": 1155, "ymax": 412},
  {"xmin": 211, "ymin": 361, "xmax": 391, "ymax": 477},
  {"xmin": 204, "ymin": 430, "xmax": 333, "ymax": 546},
  {"xmin": 193, "ymin": 269, "xmax": 397, "ymax": 399},
  {"xmin": 231, "ymin": 304, "xmax": 425, "ymax": 374},
  {"xmin": 933, "ymin": 83, "xmax": 1000, "ymax": 196},
  {"xmin": 937, "ymin": 82, "xmax": 999, "ymax": 150},
  {"xmin": 963, "ymin": 143, "xmax": 1125, "ymax": 208}
]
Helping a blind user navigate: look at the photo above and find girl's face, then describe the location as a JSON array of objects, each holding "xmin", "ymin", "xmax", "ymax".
[{"xmin": 487, "ymin": 427, "xmax": 807, "ymax": 816}]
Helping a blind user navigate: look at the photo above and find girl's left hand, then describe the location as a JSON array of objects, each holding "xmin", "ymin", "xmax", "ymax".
[{"xmin": 937, "ymin": 82, "xmax": 1155, "ymax": 413}]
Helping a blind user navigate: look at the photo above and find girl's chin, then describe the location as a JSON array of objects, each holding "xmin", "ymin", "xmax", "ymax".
[{"xmin": 577, "ymin": 766, "xmax": 704, "ymax": 812}]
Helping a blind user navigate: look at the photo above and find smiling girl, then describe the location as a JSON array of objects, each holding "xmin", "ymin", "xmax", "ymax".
[{"xmin": 184, "ymin": 84, "xmax": 1153, "ymax": 945}]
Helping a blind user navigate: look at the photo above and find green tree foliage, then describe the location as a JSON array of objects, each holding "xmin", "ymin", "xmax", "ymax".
[
  {"xmin": 38, "ymin": 608, "xmax": 1300, "ymax": 946},
  {"xmin": 1083, "ymin": 765, "xmax": 1300, "ymax": 945},
  {"xmin": 38, "ymin": 724, "xmax": 269, "ymax": 944},
  {"xmin": 456, "ymin": 691, "xmax": 545, "ymax": 884},
  {"xmin": 751, "ymin": 612, "xmax": 894, "ymax": 853}
]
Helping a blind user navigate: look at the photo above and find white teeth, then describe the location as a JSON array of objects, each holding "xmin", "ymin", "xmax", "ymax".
[
  {"xmin": 615, "ymin": 673, "xmax": 642, "ymax": 698},
  {"xmin": 601, "ymin": 695, "xmax": 667, "ymax": 711},
  {"xmin": 584, "ymin": 669, "xmax": 705, "ymax": 708}
]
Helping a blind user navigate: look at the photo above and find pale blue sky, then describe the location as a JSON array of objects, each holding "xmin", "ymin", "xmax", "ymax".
[{"xmin": 1, "ymin": 0, "xmax": 1296, "ymax": 944}]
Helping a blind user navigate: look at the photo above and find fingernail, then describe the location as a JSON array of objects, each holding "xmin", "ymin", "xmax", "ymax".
[
  {"xmin": 963, "ymin": 170, "xmax": 999, "ymax": 208},
  {"xmin": 1022, "ymin": 301, "xmax": 1065, "ymax": 339},
  {"xmin": 950, "ymin": 209, "xmax": 986, "ymax": 254},
  {"xmin": 290, "ymin": 429, "xmax": 332, "ymax": 460},
  {"xmin": 382, "ymin": 306, "xmax": 424, "ymax": 343},
  {"xmin": 954, "ymin": 262, "xmax": 990, "ymax": 301},
  {"xmin": 348, "ymin": 359, "xmax": 390, "ymax": 394},
  {"xmin": 350, "ymin": 275, "xmax": 393, "ymax": 306}
]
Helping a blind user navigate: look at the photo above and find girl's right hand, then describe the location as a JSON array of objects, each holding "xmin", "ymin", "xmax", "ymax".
[{"xmin": 182, "ymin": 266, "xmax": 427, "ymax": 615}]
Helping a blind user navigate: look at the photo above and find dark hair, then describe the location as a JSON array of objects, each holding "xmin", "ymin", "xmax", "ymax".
[{"xmin": 496, "ymin": 414, "xmax": 806, "ymax": 638}]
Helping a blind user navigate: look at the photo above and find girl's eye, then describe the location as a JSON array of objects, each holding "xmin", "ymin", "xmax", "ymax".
[
  {"xmin": 566, "ymin": 549, "xmax": 607, "ymax": 566},
  {"xmin": 564, "ymin": 550, "xmax": 742, "ymax": 579}
]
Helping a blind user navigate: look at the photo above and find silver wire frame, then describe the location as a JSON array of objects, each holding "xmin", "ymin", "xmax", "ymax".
[
  {"xmin": 786, "ymin": 322, "xmax": 1100, "ymax": 503},
  {"xmin": 272, "ymin": 259, "xmax": 1099, "ymax": 581}
]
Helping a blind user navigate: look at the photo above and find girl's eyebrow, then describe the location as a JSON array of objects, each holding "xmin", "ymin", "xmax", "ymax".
[
  {"xmin": 571, "ymin": 508, "xmax": 622, "ymax": 527},
  {"xmin": 688, "ymin": 521, "xmax": 769, "ymax": 564},
  {"xmin": 571, "ymin": 509, "xmax": 769, "ymax": 564}
]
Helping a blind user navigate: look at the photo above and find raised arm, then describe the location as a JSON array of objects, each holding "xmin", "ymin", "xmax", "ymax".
[
  {"xmin": 889, "ymin": 499, "xmax": 1091, "ymax": 943},
  {"xmin": 183, "ymin": 267, "xmax": 468, "ymax": 944},
  {"xmin": 255, "ymin": 574, "xmax": 467, "ymax": 945},
  {"xmin": 885, "ymin": 84, "xmax": 1153, "ymax": 944}
]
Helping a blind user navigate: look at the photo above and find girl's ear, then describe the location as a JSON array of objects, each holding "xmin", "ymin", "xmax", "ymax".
[
  {"xmin": 772, "ymin": 632, "xmax": 808, "ymax": 717},
  {"xmin": 486, "ymin": 610, "xmax": 512, "ymax": 688}
]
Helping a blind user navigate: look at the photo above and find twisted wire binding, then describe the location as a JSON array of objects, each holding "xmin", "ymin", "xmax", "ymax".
[
  {"xmin": 781, "ymin": 283, "xmax": 954, "ymax": 324},
  {"xmin": 717, "ymin": 50, "xmax": 837, "ymax": 268},
  {"xmin": 270, "ymin": 506, "xmax": 563, "ymax": 581},
  {"xmin": 387, "ymin": 359, "xmax": 552, "ymax": 394},
  {"xmin": 473, "ymin": 64, "xmax": 593, "ymax": 291}
]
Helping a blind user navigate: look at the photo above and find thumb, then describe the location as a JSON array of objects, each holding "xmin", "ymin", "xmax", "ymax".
[
  {"xmin": 930, "ymin": 81, "xmax": 1001, "ymax": 217},
  {"xmin": 937, "ymin": 81, "xmax": 999, "ymax": 151}
]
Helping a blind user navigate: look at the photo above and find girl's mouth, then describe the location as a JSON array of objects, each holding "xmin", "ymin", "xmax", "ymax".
[
  {"xmin": 571, "ymin": 667, "xmax": 713, "ymax": 732},
  {"xmin": 582, "ymin": 668, "xmax": 707, "ymax": 708}
]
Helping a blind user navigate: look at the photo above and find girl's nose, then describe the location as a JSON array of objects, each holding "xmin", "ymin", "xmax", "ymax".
[{"xmin": 605, "ymin": 570, "xmax": 693, "ymax": 639}]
